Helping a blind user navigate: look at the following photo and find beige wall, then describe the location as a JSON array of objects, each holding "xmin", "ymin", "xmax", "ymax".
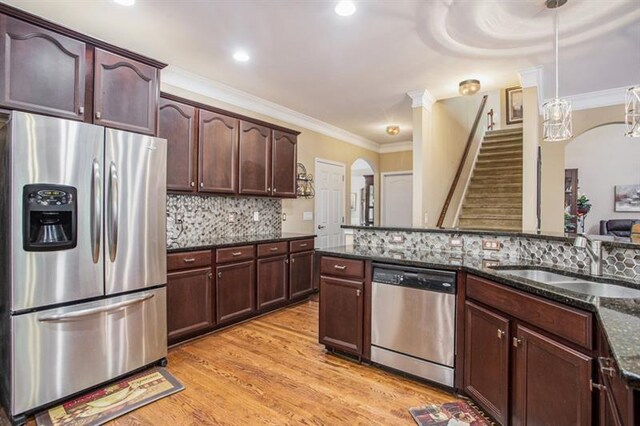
[
  {"xmin": 522, "ymin": 87, "xmax": 540, "ymax": 231},
  {"xmin": 162, "ymin": 83, "xmax": 380, "ymax": 234},
  {"xmin": 380, "ymin": 151, "xmax": 412, "ymax": 173}
]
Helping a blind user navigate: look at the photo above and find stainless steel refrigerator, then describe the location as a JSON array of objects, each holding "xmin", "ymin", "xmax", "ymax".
[{"xmin": 0, "ymin": 111, "xmax": 168, "ymax": 422}]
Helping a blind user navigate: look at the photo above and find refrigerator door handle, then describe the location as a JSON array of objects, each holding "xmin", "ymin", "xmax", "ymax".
[
  {"xmin": 37, "ymin": 293, "xmax": 154, "ymax": 322},
  {"xmin": 90, "ymin": 160, "xmax": 102, "ymax": 264},
  {"xmin": 108, "ymin": 161, "xmax": 119, "ymax": 262}
]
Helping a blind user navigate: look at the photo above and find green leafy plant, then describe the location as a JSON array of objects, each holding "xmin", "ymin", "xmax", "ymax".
[{"xmin": 576, "ymin": 194, "xmax": 592, "ymax": 216}]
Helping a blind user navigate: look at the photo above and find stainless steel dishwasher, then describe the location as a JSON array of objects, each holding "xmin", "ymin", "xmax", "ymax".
[{"xmin": 371, "ymin": 263, "xmax": 456, "ymax": 387}]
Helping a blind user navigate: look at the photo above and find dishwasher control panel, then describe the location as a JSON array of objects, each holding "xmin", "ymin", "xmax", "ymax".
[{"xmin": 372, "ymin": 264, "xmax": 456, "ymax": 294}]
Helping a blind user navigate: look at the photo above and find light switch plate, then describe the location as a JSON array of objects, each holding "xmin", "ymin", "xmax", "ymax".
[
  {"xmin": 228, "ymin": 213, "xmax": 235, "ymax": 222},
  {"xmin": 253, "ymin": 212, "xmax": 260, "ymax": 221},
  {"xmin": 482, "ymin": 239, "xmax": 501, "ymax": 251},
  {"xmin": 303, "ymin": 211, "xmax": 313, "ymax": 221},
  {"xmin": 449, "ymin": 238, "xmax": 463, "ymax": 247},
  {"xmin": 390, "ymin": 234, "xmax": 405, "ymax": 244},
  {"xmin": 282, "ymin": 213, "xmax": 287, "ymax": 222}
]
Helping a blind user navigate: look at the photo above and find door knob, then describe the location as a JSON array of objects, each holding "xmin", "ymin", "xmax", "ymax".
[{"xmin": 318, "ymin": 225, "xmax": 326, "ymax": 229}]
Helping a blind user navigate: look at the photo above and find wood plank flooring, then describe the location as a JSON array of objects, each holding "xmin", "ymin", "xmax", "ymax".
[{"xmin": 10, "ymin": 297, "xmax": 461, "ymax": 425}]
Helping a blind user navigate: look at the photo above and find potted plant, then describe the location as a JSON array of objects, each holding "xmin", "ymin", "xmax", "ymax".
[{"xmin": 576, "ymin": 195, "xmax": 592, "ymax": 216}]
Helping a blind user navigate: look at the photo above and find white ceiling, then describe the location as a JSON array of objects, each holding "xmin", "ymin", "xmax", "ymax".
[{"xmin": 6, "ymin": 0, "xmax": 640, "ymax": 145}]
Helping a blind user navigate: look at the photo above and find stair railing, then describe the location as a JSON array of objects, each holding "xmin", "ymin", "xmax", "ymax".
[{"xmin": 437, "ymin": 94, "xmax": 489, "ymax": 228}]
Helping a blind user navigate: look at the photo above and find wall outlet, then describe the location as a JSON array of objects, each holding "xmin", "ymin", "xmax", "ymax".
[
  {"xmin": 303, "ymin": 211, "xmax": 313, "ymax": 221},
  {"xmin": 228, "ymin": 213, "xmax": 235, "ymax": 222},
  {"xmin": 390, "ymin": 234, "xmax": 405, "ymax": 244},
  {"xmin": 253, "ymin": 211, "xmax": 260, "ymax": 221},
  {"xmin": 449, "ymin": 238, "xmax": 463, "ymax": 247},
  {"xmin": 483, "ymin": 259, "xmax": 501, "ymax": 268},
  {"xmin": 482, "ymin": 239, "xmax": 501, "ymax": 251}
]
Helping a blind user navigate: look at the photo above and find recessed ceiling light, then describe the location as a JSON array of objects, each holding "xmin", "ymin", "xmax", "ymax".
[
  {"xmin": 233, "ymin": 50, "xmax": 250, "ymax": 62},
  {"xmin": 113, "ymin": 0, "xmax": 135, "ymax": 6},
  {"xmin": 335, "ymin": 1, "xmax": 356, "ymax": 17},
  {"xmin": 386, "ymin": 125, "xmax": 400, "ymax": 136}
]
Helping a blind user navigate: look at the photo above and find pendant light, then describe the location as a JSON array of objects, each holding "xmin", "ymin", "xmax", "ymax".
[
  {"xmin": 542, "ymin": 0, "xmax": 572, "ymax": 142},
  {"xmin": 625, "ymin": 85, "xmax": 640, "ymax": 137}
]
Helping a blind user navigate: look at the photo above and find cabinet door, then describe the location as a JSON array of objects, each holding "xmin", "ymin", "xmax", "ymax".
[
  {"xmin": 271, "ymin": 130, "xmax": 297, "ymax": 198},
  {"xmin": 159, "ymin": 98, "xmax": 197, "ymax": 192},
  {"xmin": 289, "ymin": 251, "xmax": 314, "ymax": 299},
  {"xmin": 216, "ymin": 260, "xmax": 255, "ymax": 324},
  {"xmin": 513, "ymin": 324, "xmax": 592, "ymax": 426},
  {"xmin": 239, "ymin": 121, "xmax": 271, "ymax": 195},
  {"xmin": 319, "ymin": 276, "xmax": 364, "ymax": 356},
  {"xmin": 94, "ymin": 48, "xmax": 158, "ymax": 135},
  {"xmin": 257, "ymin": 255, "xmax": 288, "ymax": 310},
  {"xmin": 0, "ymin": 15, "xmax": 86, "ymax": 120},
  {"xmin": 167, "ymin": 267, "xmax": 214, "ymax": 342},
  {"xmin": 464, "ymin": 301, "xmax": 510, "ymax": 425},
  {"xmin": 199, "ymin": 110, "xmax": 238, "ymax": 194}
]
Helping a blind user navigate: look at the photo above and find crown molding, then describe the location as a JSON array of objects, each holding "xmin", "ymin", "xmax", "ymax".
[
  {"xmin": 407, "ymin": 89, "xmax": 437, "ymax": 111},
  {"xmin": 557, "ymin": 86, "xmax": 628, "ymax": 111},
  {"xmin": 379, "ymin": 140, "xmax": 413, "ymax": 153},
  {"xmin": 162, "ymin": 66, "xmax": 381, "ymax": 153}
]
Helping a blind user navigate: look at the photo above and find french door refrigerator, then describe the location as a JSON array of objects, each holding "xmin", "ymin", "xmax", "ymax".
[{"xmin": 0, "ymin": 111, "xmax": 168, "ymax": 422}]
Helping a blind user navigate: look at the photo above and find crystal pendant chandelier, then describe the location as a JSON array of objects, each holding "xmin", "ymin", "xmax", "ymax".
[
  {"xmin": 542, "ymin": 0, "xmax": 572, "ymax": 142},
  {"xmin": 625, "ymin": 85, "xmax": 640, "ymax": 137}
]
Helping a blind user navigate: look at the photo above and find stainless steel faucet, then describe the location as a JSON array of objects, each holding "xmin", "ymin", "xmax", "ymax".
[{"xmin": 574, "ymin": 234, "xmax": 603, "ymax": 276}]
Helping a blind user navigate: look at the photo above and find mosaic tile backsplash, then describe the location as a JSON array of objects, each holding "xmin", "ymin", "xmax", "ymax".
[
  {"xmin": 167, "ymin": 194, "xmax": 282, "ymax": 249},
  {"xmin": 352, "ymin": 228, "xmax": 640, "ymax": 282}
]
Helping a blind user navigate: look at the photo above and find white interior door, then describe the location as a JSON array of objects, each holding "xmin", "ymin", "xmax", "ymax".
[
  {"xmin": 315, "ymin": 160, "xmax": 345, "ymax": 249},
  {"xmin": 382, "ymin": 172, "xmax": 413, "ymax": 227}
]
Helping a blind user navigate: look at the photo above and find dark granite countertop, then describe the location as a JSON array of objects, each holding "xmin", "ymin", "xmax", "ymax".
[
  {"xmin": 317, "ymin": 244, "xmax": 640, "ymax": 389},
  {"xmin": 167, "ymin": 233, "xmax": 316, "ymax": 253}
]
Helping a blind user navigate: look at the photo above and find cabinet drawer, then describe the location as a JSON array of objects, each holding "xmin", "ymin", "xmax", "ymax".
[
  {"xmin": 167, "ymin": 250, "xmax": 211, "ymax": 271},
  {"xmin": 290, "ymin": 238, "xmax": 314, "ymax": 253},
  {"xmin": 467, "ymin": 275, "xmax": 593, "ymax": 350},
  {"xmin": 320, "ymin": 256, "xmax": 364, "ymax": 279},
  {"xmin": 257, "ymin": 241, "xmax": 288, "ymax": 257},
  {"xmin": 216, "ymin": 245, "xmax": 255, "ymax": 264}
]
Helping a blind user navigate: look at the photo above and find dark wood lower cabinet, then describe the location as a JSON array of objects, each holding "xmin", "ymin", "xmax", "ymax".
[
  {"xmin": 319, "ymin": 276, "xmax": 364, "ymax": 356},
  {"xmin": 167, "ymin": 267, "xmax": 214, "ymax": 343},
  {"xmin": 289, "ymin": 251, "xmax": 314, "ymax": 299},
  {"xmin": 464, "ymin": 301, "xmax": 510, "ymax": 425},
  {"xmin": 257, "ymin": 255, "xmax": 288, "ymax": 310},
  {"xmin": 512, "ymin": 324, "xmax": 592, "ymax": 426},
  {"xmin": 216, "ymin": 260, "xmax": 255, "ymax": 324}
]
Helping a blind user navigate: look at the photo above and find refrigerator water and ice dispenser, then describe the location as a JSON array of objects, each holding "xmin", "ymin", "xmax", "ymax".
[{"xmin": 23, "ymin": 184, "xmax": 77, "ymax": 251}]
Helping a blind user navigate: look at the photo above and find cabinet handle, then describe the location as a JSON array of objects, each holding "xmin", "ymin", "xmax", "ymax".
[
  {"xmin": 497, "ymin": 329, "xmax": 505, "ymax": 339},
  {"xmin": 190, "ymin": 182, "xmax": 195, "ymax": 187},
  {"xmin": 285, "ymin": 258, "xmax": 289, "ymax": 264},
  {"xmin": 232, "ymin": 252, "xmax": 243, "ymax": 256},
  {"xmin": 291, "ymin": 258, "xmax": 295, "ymax": 263},
  {"xmin": 333, "ymin": 265, "xmax": 347, "ymax": 270},
  {"xmin": 299, "ymin": 243, "xmax": 308, "ymax": 247},
  {"xmin": 183, "ymin": 258, "xmax": 196, "ymax": 263},
  {"xmin": 79, "ymin": 106, "xmax": 85, "ymax": 114},
  {"xmin": 95, "ymin": 111, "xmax": 101, "ymax": 119},
  {"xmin": 208, "ymin": 272, "xmax": 213, "ymax": 279},
  {"xmin": 598, "ymin": 357, "xmax": 615, "ymax": 377},
  {"xmin": 269, "ymin": 247, "xmax": 279, "ymax": 252},
  {"xmin": 512, "ymin": 337, "xmax": 522, "ymax": 348},
  {"xmin": 356, "ymin": 289, "xmax": 361, "ymax": 297},
  {"xmin": 590, "ymin": 380, "xmax": 607, "ymax": 392},
  {"xmin": 217, "ymin": 272, "xmax": 222, "ymax": 278}
]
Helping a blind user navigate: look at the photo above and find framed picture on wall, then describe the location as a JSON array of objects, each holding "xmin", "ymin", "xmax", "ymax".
[
  {"xmin": 505, "ymin": 86, "xmax": 523, "ymax": 125},
  {"xmin": 615, "ymin": 185, "xmax": 640, "ymax": 212}
]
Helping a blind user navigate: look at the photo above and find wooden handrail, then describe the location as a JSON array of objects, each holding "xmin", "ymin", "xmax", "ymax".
[{"xmin": 436, "ymin": 94, "xmax": 489, "ymax": 228}]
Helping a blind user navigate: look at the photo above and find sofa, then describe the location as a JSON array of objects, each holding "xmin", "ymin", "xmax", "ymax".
[{"xmin": 600, "ymin": 219, "xmax": 640, "ymax": 237}]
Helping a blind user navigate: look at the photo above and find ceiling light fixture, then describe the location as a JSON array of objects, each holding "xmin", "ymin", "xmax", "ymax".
[
  {"xmin": 459, "ymin": 79, "xmax": 481, "ymax": 96},
  {"xmin": 542, "ymin": 0, "xmax": 572, "ymax": 142},
  {"xmin": 386, "ymin": 125, "xmax": 400, "ymax": 136},
  {"xmin": 113, "ymin": 0, "xmax": 135, "ymax": 6},
  {"xmin": 233, "ymin": 50, "xmax": 250, "ymax": 62},
  {"xmin": 335, "ymin": 1, "xmax": 356, "ymax": 17},
  {"xmin": 625, "ymin": 86, "xmax": 640, "ymax": 137}
]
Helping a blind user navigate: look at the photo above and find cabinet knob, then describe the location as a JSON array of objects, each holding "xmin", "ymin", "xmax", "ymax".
[
  {"xmin": 356, "ymin": 289, "xmax": 361, "ymax": 297},
  {"xmin": 497, "ymin": 329, "xmax": 505, "ymax": 339},
  {"xmin": 79, "ymin": 106, "xmax": 85, "ymax": 114},
  {"xmin": 291, "ymin": 258, "xmax": 295, "ymax": 263},
  {"xmin": 208, "ymin": 272, "xmax": 213, "ymax": 279},
  {"xmin": 273, "ymin": 188, "xmax": 277, "ymax": 192},
  {"xmin": 217, "ymin": 271, "xmax": 222, "ymax": 278},
  {"xmin": 190, "ymin": 182, "xmax": 195, "ymax": 187},
  {"xmin": 200, "ymin": 182, "xmax": 204, "ymax": 188},
  {"xmin": 95, "ymin": 111, "xmax": 101, "ymax": 119},
  {"xmin": 267, "ymin": 187, "xmax": 271, "ymax": 192},
  {"xmin": 512, "ymin": 337, "xmax": 522, "ymax": 347},
  {"xmin": 285, "ymin": 258, "xmax": 289, "ymax": 264}
]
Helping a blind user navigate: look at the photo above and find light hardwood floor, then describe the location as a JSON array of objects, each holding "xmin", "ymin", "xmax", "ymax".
[{"xmin": 12, "ymin": 297, "xmax": 461, "ymax": 425}]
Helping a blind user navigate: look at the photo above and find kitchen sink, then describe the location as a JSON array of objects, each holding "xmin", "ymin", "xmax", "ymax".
[{"xmin": 494, "ymin": 268, "xmax": 640, "ymax": 299}]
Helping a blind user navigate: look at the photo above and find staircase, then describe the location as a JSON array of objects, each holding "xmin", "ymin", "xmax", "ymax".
[{"xmin": 457, "ymin": 128, "xmax": 523, "ymax": 231}]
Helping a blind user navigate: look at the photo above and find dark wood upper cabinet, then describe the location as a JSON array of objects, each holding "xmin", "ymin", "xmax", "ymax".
[
  {"xmin": 464, "ymin": 301, "xmax": 510, "ymax": 425},
  {"xmin": 289, "ymin": 250, "xmax": 314, "ymax": 299},
  {"xmin": 167, "ymin": 267, "xmax": 214, "ymax": 343},
  {"xmin": 239, "ymin": 121, "xmax": 271, "ymax": 196},
  {"xmin": 199, "ymin": 110, "xmax": 238, "ymax": 194},
  {"xmin": 512, "ymin": 324, "xmax": 592, "ymax": 426},
  {"xmin": 0, "ymin": 14, "xmax": 86, "ymax": 120},
  {"xmin": 216, "ymin": 260, "xmax": 255, "ymax": 324},
  {"xmin": 159, "ymin": 97, "xmax": 197, "ymax": 192},
  {"xmin": 271, "ymin": 130, "xmax": 297, "ymax": 198},
  {"xmin": 319, "ymin": 275, "xmax": 364, "ymax": 356},
  {"xmin": 93, "ymin": 48, "xmax": 158, "ymax": 135},
  {"xmin": 257, "ymin": 255, "xmax": 288, "ymax": 310}
]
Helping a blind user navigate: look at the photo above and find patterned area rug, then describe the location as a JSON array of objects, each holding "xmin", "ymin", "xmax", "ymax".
[
  {"xmin": 409, "ymin": 401, "xmax": 494, "ymax": 426},
  {"xmin": 35, "ymin": 367, "xmax": 184, "ymax": 426}
]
